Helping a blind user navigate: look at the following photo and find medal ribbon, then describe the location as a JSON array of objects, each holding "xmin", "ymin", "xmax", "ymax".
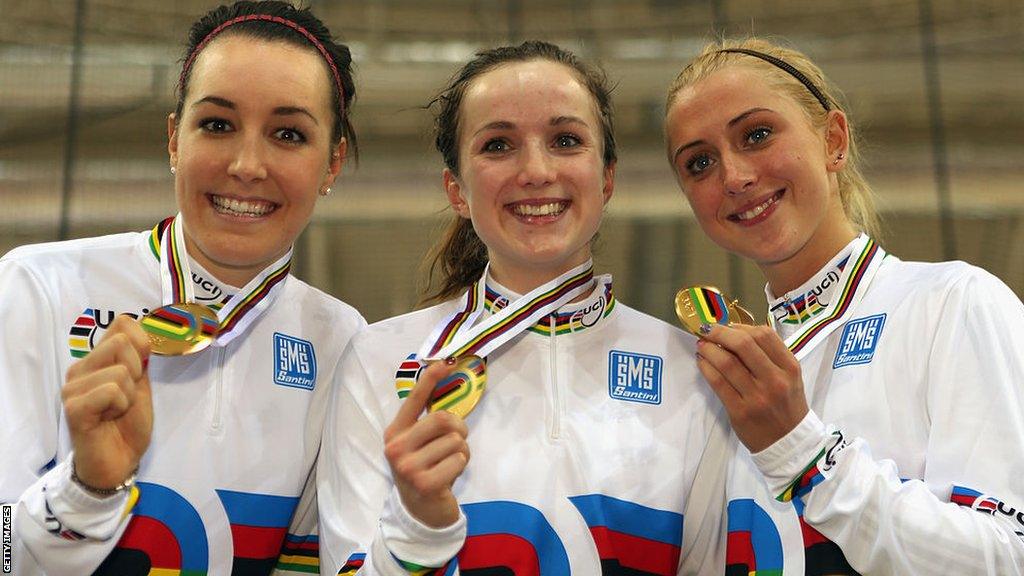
[
  {"xmin": 156, "ymin": 213, "xmax": 292, "ymax": 346},
  {"xmin": 771, "ymin": 234, "xmax": 886, "ymax": 360},
  {"xmin": 417, "ymin": 259, "xmax": 596, "ymax": 361}
]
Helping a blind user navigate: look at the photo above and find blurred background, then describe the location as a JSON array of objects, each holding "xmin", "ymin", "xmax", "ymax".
[{"xmin": 2, "ymin": 0, "xmax": 1022, "ymax": 323}]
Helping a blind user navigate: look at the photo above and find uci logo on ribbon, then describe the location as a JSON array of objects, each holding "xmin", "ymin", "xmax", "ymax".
[
  {"xmin": 833, "ymin": 313, "xmax": 886, "ymax": 369},
  {"xmin": 608, "ymin": 350, "xmax": 663, "ymax": 405},
  {"xmin": 274, "ymin": 333, "xmax": 317, "ymax": 390}
]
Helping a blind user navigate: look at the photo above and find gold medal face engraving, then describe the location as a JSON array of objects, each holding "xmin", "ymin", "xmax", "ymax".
[
  {"xmin": 140, "ymin": 303, "xmax": 220, "ymax": 356},
  {"xmin": 428, "ymin": 355, "xmax": 487, "ymax": 418},
  {"xmin": 674, "ymin": 286, "xmax": 755, "ymax": 337}
]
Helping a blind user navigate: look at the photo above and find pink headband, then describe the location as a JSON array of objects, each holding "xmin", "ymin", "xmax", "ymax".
[{"xmin": 178, "ymin": 14, "xmax": 345, "ymax": 116}]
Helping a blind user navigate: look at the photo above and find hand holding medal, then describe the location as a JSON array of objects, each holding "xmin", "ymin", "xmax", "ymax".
[
  {"xmin": 63, "ymin": 314, "xmax": 153, "ymax": 492},
  {"xmin": 384, "ymin": 362, "xmax": 471, "ymax": 528},
  {"xmin": 683, "ymin": 286, "xmax": 809, "ymax": 453}
]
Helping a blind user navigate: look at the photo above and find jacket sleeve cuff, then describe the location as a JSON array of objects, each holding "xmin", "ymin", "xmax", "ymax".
[
  {"xmin": 750, "ymin": 411, "xmax": 838, "ymax": 502},
  {"xmin": 379, "ymin": 486, "xmax": 466, "ymax": 570},
  {"xmin": 43, "ymin": 455, "xmax": 135, "ymax": 540}
]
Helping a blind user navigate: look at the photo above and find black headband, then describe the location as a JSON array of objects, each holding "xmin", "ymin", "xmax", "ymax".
[{"xmin": 718, "ymin": 48, "xmax": 831, "ymax": 111}]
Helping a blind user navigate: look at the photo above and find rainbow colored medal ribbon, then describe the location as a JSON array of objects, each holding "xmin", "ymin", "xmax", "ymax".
[
  {"xmin": 140, "ymin": 214, "xmax": 292, "ymax": 355},
  {"xmin": 398, "ymin": 259, "xmax": 597, "ymax": 418}
]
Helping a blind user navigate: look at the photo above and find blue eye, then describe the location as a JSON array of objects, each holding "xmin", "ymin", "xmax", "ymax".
[
  {"xmin": 746, "ymin": 126, "xmax": 771, "ymax": 145},
  {"xmin": 200, "ymin": 118, "xmax": 232, "ymax": 133},
  {"xmin": 686, "ymin": 154, "xmax": 714, "ymax": 176},
  {"xmin": 274, "ymin": 127, "xmax": 307, "ymax": 144}
]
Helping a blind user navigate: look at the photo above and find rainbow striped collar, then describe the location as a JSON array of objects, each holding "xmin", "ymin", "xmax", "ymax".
[
  {"xmin": 483, "ymin": 275, "xmax": 616, "ymax": 336},
  {"xmin": 768, "ymin": 234, "xmax": 887, "ymax": 360},
  {"xmin": 769, "ymin": 251, "xmax": 851, "ymax": 329},
  {"xmin": 148, "ymin": 214, "xmax": 292, "ymax": 347},
  {"xmin": 416, "ymin": 260, "xmax": 601, "ymax": 362}
]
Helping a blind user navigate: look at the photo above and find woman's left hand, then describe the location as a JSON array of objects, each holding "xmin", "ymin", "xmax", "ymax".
[{"xmin": 696, "ymin": 323, "xmax": 809, "ymax": 453}]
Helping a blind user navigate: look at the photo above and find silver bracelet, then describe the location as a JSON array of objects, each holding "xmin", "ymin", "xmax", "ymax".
[{"xmin": 70, "ymin": 461, "xmax": 138, "ymax": 497}]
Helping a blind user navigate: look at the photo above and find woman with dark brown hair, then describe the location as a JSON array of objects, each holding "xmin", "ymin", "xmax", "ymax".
[
  {"xmin": 1, "ymin": 2, "xmax": 363, "ymax": 574},
  {"xmin": 317, "ymin": 41, "xmax": 731, "ymax": 575}
]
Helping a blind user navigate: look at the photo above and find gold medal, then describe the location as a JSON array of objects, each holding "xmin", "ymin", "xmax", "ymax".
[
  {"xmin": 140, "ymin": 303, "xmax": 220, "ymax": 356},
  {"xmin": 674, "ymin": 285, "xmax": 755, "ymax": 337},
  {"xmin": 428, "ymin": 355, "xmax": 487, "ymax": 418}
]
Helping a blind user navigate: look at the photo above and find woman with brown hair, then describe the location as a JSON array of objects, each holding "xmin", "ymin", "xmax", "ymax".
[
  {"xmin": 317, "ymin": 41, "xmax": 730, "ymax": 575},
  {"xmin": 2, "ymin": 2, "xmax": 363, "ymax": 574}
]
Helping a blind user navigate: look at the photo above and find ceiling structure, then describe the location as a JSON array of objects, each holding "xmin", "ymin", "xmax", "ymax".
[
  {"xmin": 1, "ymin": 0, "xmax": 1022, "ymax": 312},
  {"xmin": 3, "ymin": 0, "xmax": 1022, "ymax": 215}
]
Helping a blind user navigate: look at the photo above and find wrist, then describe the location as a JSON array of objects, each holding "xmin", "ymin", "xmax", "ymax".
[
  {"xmin": 71, "ymin": 459, "xmax": 139, "ymax": 497},
  {"xmin": 397, "ymin": 484, "xmax": 460, "ymax": 528},
  {"xmin": 381, "ymin": 486, "xmax": 466, "ymax": 569}
]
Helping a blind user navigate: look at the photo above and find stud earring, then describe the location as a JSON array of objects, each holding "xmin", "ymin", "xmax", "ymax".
[
  {"xmin": 170, "ymin": 166, "xmax": 176, "ymax": 174},
  {"xmin": 833, "ymin": 152, "xmax": 845, "ymax": 165},
  {"xmin": 320, "ymin": 187, "xmax": 332, "ymax": 197}
]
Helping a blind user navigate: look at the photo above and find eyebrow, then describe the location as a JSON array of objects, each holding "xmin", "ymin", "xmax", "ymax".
[
  {"xmin": 671, "ymin": 107, "xmax": 773, "ymax": 161},
  {"xmin": 551, "ymin": 115, "xmax": 589, "ymax": 127},
  {"xmin": 471, "ymin": 115, "xmax": 590, "ymax": 138},
  {"xmin": 192, "ymin": 96, "xmax": 320, "ymax": 125}
]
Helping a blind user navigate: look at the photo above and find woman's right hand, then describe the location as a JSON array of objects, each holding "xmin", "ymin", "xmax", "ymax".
[
  {"xmin": 384, "ymin": 362, "xmax": 470, "ymax": 528},
  {"xmin": 62, "ymin": 314, "xmax": 153, "ymax": 491}
]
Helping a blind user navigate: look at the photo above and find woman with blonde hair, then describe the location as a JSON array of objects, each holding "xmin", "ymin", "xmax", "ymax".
[{"xmin": 664, "ymin": 38, "xmax": 1024, "ymax": 575}]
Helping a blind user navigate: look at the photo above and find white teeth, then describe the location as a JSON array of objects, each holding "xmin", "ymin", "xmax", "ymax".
[
  {"xmin": 512, "ymin": 202, "xmax": 567, "ymax": 217},
  {"xmin": 736, "ymin": 195, "xmax": 778, "ymax": 221},
  {"xmin": 211, "ymin": 195, "xmax": 275, "ymax": 217}
]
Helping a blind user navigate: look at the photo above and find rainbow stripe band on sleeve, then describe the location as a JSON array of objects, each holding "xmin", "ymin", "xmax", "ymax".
[
  {"xmin": 390, "ymin": 553, "xmax": 451, "ymax": 576},
  {"xmin": 122, "ymin": 485, "xmax": 141, "ymax": 520},
  {"xmin": 776, "ymin": 445, "xmax": 827, "ymax": 503},
  {"xmin": 776, "ymin": 430, "xmax": 847, "ymax": 503},
  {"xmin": 788, "ymin": 238, "xmax": 879, "ymax": 355}
]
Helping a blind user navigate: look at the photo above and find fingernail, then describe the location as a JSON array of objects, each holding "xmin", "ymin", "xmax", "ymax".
[
  {"xmin": 699, "ymin": 323, "xmax": 712, "ymax": 335},
  {"xmin": 695, "ymin": 351, "xmax": 704, "ymax": 360}
]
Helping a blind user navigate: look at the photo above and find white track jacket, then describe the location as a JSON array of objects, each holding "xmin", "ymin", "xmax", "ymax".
[
  {"xmin": 318, "ymin": 275, "xmax": 732, "ymax": 575},
  {"xmin": 1, "ymin": 223, "xmax": 364, "ymax": 575},
  {"xmin": 725, "ymin": 235, "xmax": 1024, "ymax": 575}
]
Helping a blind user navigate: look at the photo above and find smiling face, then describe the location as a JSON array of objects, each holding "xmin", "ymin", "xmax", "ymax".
[
  {"xmin": 168, "ymin": 34, "xmax": 344, "ymax": 287},
  {"xmin": 444, "ymin": 59, "xmax": 615, "ymax": 293},
  {"xmin": 665, "ymin": 66, "xmax": 856, "ymax": 293}
]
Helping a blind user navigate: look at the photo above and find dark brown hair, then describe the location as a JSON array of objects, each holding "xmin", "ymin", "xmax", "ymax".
[{"xmin": 176, "ymin": 1, "xmax": 357, "ymax": 154}]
